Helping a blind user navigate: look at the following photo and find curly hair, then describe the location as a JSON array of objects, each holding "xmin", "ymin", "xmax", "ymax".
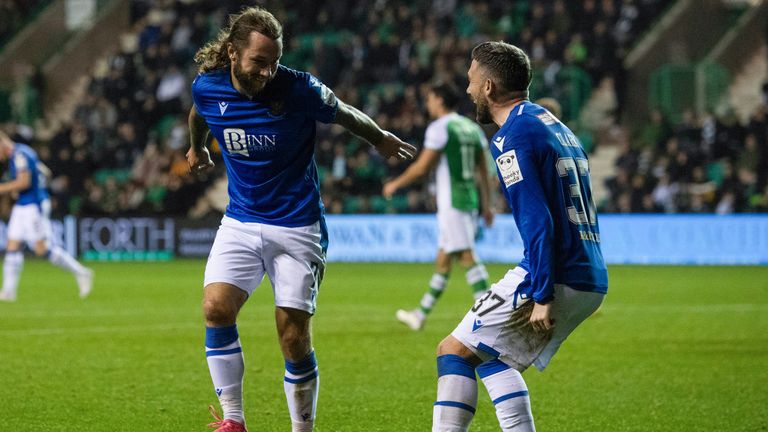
[{"xmin": 194, "ymin": 6, "xmax": 283, "ymax": 73}]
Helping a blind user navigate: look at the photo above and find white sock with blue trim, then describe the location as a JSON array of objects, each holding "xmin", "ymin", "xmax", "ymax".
[
  {"xmin": 477, "ymin": 359, "xmax": 535, "ymax": 431},
  {"xmin": 1, "ymin": 251, "xmax": 23, "ymax": 299},
  {"xmin": 48, "ymin": 246, "xmax": 86, "ymax": 275},
  {"xmin": 284, "ymin": 350, "xmax": 319, "ymax": 431},
  {"xmin": 206, "ymin": 325, "xmax": 245, "ymax": 424},
  {"xmin": 433, "ymin": 354, "xmax": 477, "ymax": 432}
]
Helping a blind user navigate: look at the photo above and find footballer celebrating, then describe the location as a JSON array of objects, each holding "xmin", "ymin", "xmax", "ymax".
[
  {"xmin": 187, "ymin": 6, "xmax": 415, "ymax": 432},
  {"xmin": 431, "ymin": 42, "xmax": 608, "ymax": 431}
]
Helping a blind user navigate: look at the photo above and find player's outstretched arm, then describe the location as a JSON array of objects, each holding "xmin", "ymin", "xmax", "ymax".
[
  {"xmin": 382, "ymin": 149, "xmax": 440, "ymax": 199},
  {"xmin": 334, "ymin": 101, "xmax": 416, "ymax": 160},
  {"xmin": 186, "ymin": 106, "xmax": 215, "ymax": 177}
]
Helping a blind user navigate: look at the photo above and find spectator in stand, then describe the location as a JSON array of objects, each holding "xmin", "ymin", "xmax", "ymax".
[
  {"xmin": 604, "ymin": 104, "xmax": 768, "ymax": 213},
  {"xmin": 6, "ymin": 0, "xmax": 681, "ymax": 217}
]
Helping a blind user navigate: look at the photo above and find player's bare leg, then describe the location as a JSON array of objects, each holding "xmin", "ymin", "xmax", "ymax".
[
  {"xmin": 0, "ymin": 239, "xmax": 23, "ymax": 301},
  {"xmin": 204, "ymin": 283, "xmax": 248, "ymax": 431},
  {"xmin": 397, "ymin": 249, "xmax": 453, "ymax": 330},
  {"xmin": 276, "ymin": 307, "xmax": 318, "ymax": 432}
]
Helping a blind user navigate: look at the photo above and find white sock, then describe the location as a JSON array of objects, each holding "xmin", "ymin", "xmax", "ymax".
[
  {"xmin": 206, "ymin": 325, "xmax": 245, "ymax": 424},
  {"xmin": 466, "ymin": 263, "xmax": 490, "ymax": 299},
  {"xmin": 284, "ymin": 351, "xmax": 319, "ymax": 431},
  {"xmin": 48, "ymin": 246, "xmax": 87, "ymax": 275},
  {"xmin": 478, "ymin": 360, "xmax": 535, "ymax": 431},
  {"xmin": 433, "ymin": 355, "xmax": 477, "ymax": 432},
  {"xmin": 2, "ymin": 251, "xmax": 24, "ymax": 298}
]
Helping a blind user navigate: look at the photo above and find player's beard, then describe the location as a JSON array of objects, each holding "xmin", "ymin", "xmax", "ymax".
[
  {"xmin": 233, "ymin": 61, "xmax": 268, "ymax": 98},
  {"xmin": 474, "ymin": 95, "xmax": 493, "ymax": 124}
]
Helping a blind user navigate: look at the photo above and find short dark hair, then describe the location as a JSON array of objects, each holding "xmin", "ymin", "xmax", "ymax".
[
  {"xmin": 429, "ymin": 81, "xmax": 461, "ymax": 110},
  {"xmin": 471, "ymin": 41, "xmax": 531, "ymax": 96}
]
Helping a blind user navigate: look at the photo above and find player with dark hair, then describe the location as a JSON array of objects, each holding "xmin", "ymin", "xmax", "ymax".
[
  {"xmin": 187, "ymin": 6, "xmax": 415, "ymax": 432},
  {"xmin": 431, "ymin": 41, "xmax": 608, "ymax": 431},
  {"xmin": 383, "ymin": 82, "xmax": 494, "ymax": 331}
]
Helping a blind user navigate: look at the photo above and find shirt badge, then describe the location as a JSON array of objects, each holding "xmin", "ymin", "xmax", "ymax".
[{"xmin": 496, "ymin": 149, "xmax": 524, "ymax": 187}]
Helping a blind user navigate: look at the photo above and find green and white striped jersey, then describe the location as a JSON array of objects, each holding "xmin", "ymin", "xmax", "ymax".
[{"xmin": 424, "ymin": 113, "xmax": 488, "ymax": 212}]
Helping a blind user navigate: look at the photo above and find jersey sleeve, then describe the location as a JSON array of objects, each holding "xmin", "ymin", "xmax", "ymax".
[
  {"xmin": 301, "ymin": 73, "xmax": 338, "ymax": 124},
  {"xmin": 191, "ymin": 74, "xmax": 205, "ymax": 112},
  {"xmin": 12, "ymin": 152, "xmax": 28, "ymax": 173},
  {"xmin": 497, "ymin": 137, "xmax": 555, "ymax": 304},
  {"xmin": 423, "ymin": 121, "xmax": 448, "ymax": 151}
]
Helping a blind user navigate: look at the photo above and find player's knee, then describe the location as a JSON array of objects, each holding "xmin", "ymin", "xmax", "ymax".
[
  {"xmin": 33, "ymin": 244, "xmax": 48, "ymax": 257},
  {"xmin": 458, "ymin": 251, "xmax": 477, "ymax": 268},
  {"xmin": 202, "ymin": 298, "xmax": 237, "ymax": 326},
  {"xmin": 6, "ymin": 240, "xmax": 21, "ymax": 252},
  {"xmin": 436, "ymin": 336, "xmax": 465, "ymax": 357}
]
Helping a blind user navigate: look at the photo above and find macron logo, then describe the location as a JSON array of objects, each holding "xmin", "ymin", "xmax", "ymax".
[
  {"xmin": 493, "ymin": 136, "xmax": 505, "ymax": 151},
  {"xmin": 218, "ymin": 102, "xmax": 228, "ymax": 115},
  {"xmin": 472, "ymin": 319, "xmax": 483, "ymax": 333},
  {"xmin": 216, "ymin": 388, "xmax": 223, "ymax": 396}
]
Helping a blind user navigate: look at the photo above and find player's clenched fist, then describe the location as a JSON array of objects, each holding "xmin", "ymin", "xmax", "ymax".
[{"xmin": 187, "ymin": 147, "xmax": 215, "ymax": 176}]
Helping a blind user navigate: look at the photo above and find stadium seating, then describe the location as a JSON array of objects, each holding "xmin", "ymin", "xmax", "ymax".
[
  {"xmin": 0, "ymin": 0, "xmax": 50, "ymax": 49},
  {"xmin": 602, "ymin": 104, "xmax": 768, "ymax": 213},
  {"xmin": 7, "ymin": 0, "xmax": 738, "ymax": 218}
]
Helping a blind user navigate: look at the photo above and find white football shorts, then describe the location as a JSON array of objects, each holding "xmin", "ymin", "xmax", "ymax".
[
  {"xmin": 451, "ymin": 266, "xmax": 604, "ymax": 372},
  {"xmin": 437, "ymin": 207, "xmax": 478, "ymax": 254},
  {"xmin": 204, "ymin": 215, "xmax": 327, "ymax": 314},
  {"xmin": 7, "ymin": 202, "xmax": 50, "ymax": 246}
]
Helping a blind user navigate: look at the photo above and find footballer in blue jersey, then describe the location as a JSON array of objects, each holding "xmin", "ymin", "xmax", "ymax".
[
  {"xmin": 0, "ymin": 130, "xmax": 93, "ymax": 302},
  {"xmin": 185, "ymin": 7, "xmax": 415, "ymax": 432},
  {"xmin": 431, "ymin": 42, "xmax": 607, "ymax": 432}
]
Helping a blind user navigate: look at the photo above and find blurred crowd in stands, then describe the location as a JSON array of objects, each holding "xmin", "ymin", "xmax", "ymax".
[
  {"xmin": 0, "ymin": 0, "xmax": 46, "ymax": 47},
  {"xmin": 603, "ymin": 104, "xmax": 768, "ymax": 213},
  {"xmin": 4, "ymin": 0, "xmax": 766, "ymax": 218}
]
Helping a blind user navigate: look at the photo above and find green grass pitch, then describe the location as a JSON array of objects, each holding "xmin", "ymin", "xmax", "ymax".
[{"xmin": 0, "ymin": 260, "xmax": 766, "ymax": 431}]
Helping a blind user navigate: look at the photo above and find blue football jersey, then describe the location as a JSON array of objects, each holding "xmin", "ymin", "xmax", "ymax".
[
  {"xmin": 490, "ymin": 101, "xmax": 608, "ymax": 304},
  {"xmin": 192, "ymin": 65, "xmax": 338, "ymax": 227},
  {"xmin": 9, "ymin": 143, "xmax": 42, "ymax": 206}
]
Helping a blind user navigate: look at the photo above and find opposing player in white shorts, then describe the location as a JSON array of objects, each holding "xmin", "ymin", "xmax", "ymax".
[
  {"xmin": 0, "ymin": 130, "xmax": 93, "ymax": 302},
  {"xmin": 383, "ymin": 82, "xmax": 495, "ymax": 331},
  {"xmin": 430, "ymin": 42, "xmax": 608, "ymax": 432},
  {"xmin": 187, "ymin": 7, "xmax": 415, "ymax": 431}
]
